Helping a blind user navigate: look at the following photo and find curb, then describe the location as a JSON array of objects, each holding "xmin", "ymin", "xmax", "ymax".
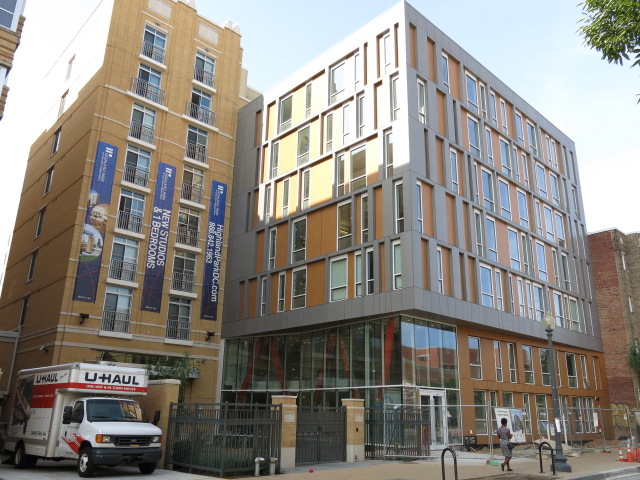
[{"xmin": 568, "ymin": 465, "xmax": 640, "ymax": 479}]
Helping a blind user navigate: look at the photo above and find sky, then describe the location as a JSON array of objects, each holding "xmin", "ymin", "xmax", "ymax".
[{"xmin": 0, "ymin": 0, "xmax": 638, "ymax": 269}]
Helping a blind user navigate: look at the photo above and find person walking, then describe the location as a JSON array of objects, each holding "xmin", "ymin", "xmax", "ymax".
[{"xmin": 496, "ymin": 417, "xmax": 513, "ymax": 471}]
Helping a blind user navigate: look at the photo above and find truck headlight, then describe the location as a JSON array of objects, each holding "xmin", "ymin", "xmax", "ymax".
[
  {"xmin": 96, "ymin": 434, "xmax": 112, "ymax": 443},
  {"xmin": 152, "ymin": 435, "xmax": 162, "ymax": 443}
]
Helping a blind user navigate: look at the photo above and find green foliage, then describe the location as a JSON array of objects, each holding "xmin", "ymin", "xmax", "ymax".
[
  {"xmin": 146, "ymin": 352, "xmax": 200, "ymax": 403},
  {"xmin": 629, "ymin": 343, "xmax": 640, "ymax": 373}
]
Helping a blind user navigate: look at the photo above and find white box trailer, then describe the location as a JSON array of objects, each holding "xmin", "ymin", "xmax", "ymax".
[{"xmin": 4, "ymin": 362, "xmax": 162, "ymax": 477}]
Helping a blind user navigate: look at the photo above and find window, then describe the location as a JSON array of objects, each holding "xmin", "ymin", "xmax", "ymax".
[
  {"xmin": 330, "ymin": 257, "xmax": 348, "ymax": 301},
  {"xmin": 52, "ymin": 128, "xmax": 62, "ymax": 155},
  {"xmin": 481, "ymin": 169, "xmax": 494, "ymax": 211},
  {"xmin": 282, "ymin": 179, "xmax": 290, "ymax": 217},
  {"xmin": 552, "ymin": 250, "xmax": 560, "ymax": 285},
  {"xmin": 44, "ymin": 167, "xmax": 54, "ymax": 195},
  {"xmin": 474, "ymin": 210, "xmax": 483, "ymax": 255},
  {"xmin": 270, "ymin": 142, "xmax": 280, "ymax": 179},
  {"xmin": 109, "ymin": 236, "xmax": 139, "ymax": 282},
  {"xmin": 542, "ymin": 207, "xmax": 554, "ymax": 242},
  {"xmin": 194, "ymin": 50, "xmax": 215, "ymax": 87},
  {"xmin": 355, "ymin": 252, "xmax": 363, "ymax": 296},
  {"xmin": 305, "ymin": 83, "xmax": 312, "ymax": 119},
  {"xmin": 527, "ymin": 122, "xmax": 538, "ymax": 155},
  {"xmin": 522, "ymin": 153, "xmax": 530, "ymax": 187},
  {"xmin": 592, "ymin": 357, "xmax": 600, "ymax": 390},
  {"xmin": 260, "ymin": 277, "xmax": 267, "ymax": 315},
  {"xmin": 489, "ymin": 91, "xmax": 497, "ymax": 126},
  {"xmin": 580, "ymin": 355, "xmax": 590, "ymax": 389},
  {"xmin": 517, "ymin": 278, "xmax": 525, "ymax": 316},
  {"xmin": 361, "ymin": 194, "xmax": 369, "ymax": 242},
  {"xmin": 522, "ymin": 234, "xmax": 533, "ymax": 276},
  {"xmin": 292, "ymin": 218, "xmax": 307, "ymax": 262},
  {"xmin": 277, "ymin": 272, "xmax": 286, "ymax": 312},
  {"xmin": 19, "ymin": 296, "xmax": 29, "ymax": 327},
  {"xmin": 561, "ymin": 253, "xmax": 571, "ymax": 290},
  {"xmin": 495, "ymin": 270, "xmax": 504, "ymax": 310},
  {"xmin": 268, "ymin": 228, "xmax": 277, "ymax": 269},
  {"xmin": 117, "ymin": 189, "xmax": 145, "ymax": 233},
  {"xmin": 189, "ymin": 88, "xmax": 214, "ymax": 125},
  {"xmin": 465, "ymin": 72, "xmax": 478, "ymax": 114},
  {"xmin": 264, "ymin": 184, "xmax": 272, "ymax": 224},
  {"xmin": 416, "ymin": 184, "xmax": 423, "ymax": 232},
  {"xmin": 508, "ymin": 229, "xmax": 520, "ymax": 270},
  {"xmin": 297, "ymin": 126, "xmax": 310, "ymax": 165},
  {"xmin": 325, "ymin": 114, "xmax": 333, "ymax": 152},
  {"xmin": 390, "ymin": 75, "xmax": 399, "ymax": 120},
  {"xmin": 507, "ymin": 343, "xmax": 517, "ymax": 382},
  {"xmin": 536, "ymin": 164, "xmax": 547, "ymax": 198},
  {"xmin": 533, "ymin": 284, "xmax": 544, "ymax": 320},
  {"xmin": 129, "ymin": 103, "xmax": 156, "ymax": 144},
  {"xmin": 356, "ymin": 93, "xmax": 365, "ymax": 137},
  {"xmin": 136, "ymin": 64, "xmax": 163, "ymax": 104},
  {"xmin": 279, "ymin": 95, "xmax": 293, "ymax": 131},
  {"xmin": 417, "ymin": 78, "xmax": 427, "ymax": 123},
  {"xmin": 124, "ymin": 145, "xmax": 151, "ymax": 187},
  {"xmin": 513, "ymin": 147, "xmax": 520, "ymax": 182},
  {"xmin": 515, "ymin": 112, "xmax": 524, "ymax": 144},
  {"xmin": 336, "ymin": 153, "xmax": 345, "ymax": 196},
  {"xmin": 58, "ymin": 91, "xmax": 68, "ymax": 118},
  {"xmin": 351, "ymin": 146, "xmax": 367, "ymax": 190},
  {"xmin": 525, "ymin": 281, "xmax": 534, "ymax": 318},
  {"xmin": 382, "ymin": 33, "xmax": 392, "ymax": 73},
  {"xmin": 499, "ymin": 99, "xmax": 507, "ymax": 133},
  {"xmin": 366, "ymin": 247, "xmax": 374, "ymax": 294},
  {"xmin": 630, "ymin": 296, "xmax": 635, "ymax": 313},
  {"xmin": 392, "ymin": 240, "xmax": 402, "ymax": 289},
  {"xmin": 502, "ymin": 392, "xmax": 514, "ymax": 408},
  {"xmin": 436, "ymin": 247, "xmax": 444, "ymax": 294},
  {"xmin": 343, "ymin": 104, "xmax": 350, "ymax": 143},
  {"xmin": 35, "ymin": 208, "xmax": 46, "ymax": 237},
  {"xmin": 566, "ymin": 353, "xmax": 578, "ymax": 388},
  {"xmin": 474, "ymin": 390, "xmax": 488, "ymax": 434},
  {"xmin": 27, "ymin": 250, "xmax": 37, "ymax": 281},
  {"xmin": 536, "ymin": 242, "xmax": 547, "ymax": 281},
  {"xmin": 499, "ymin": 139, "xmax": 511, "ymax": 177},
  {"xmin": 480, "ymin": 264, "xmax": 494, "ymax": 307},
  {"xmin": 384, "ymin": 130, "xmax": 394, "ymax": 177},
  {"xmin": 301, "ymin": 169, "xmax": 310, "ymax": 209},
  {"xmin": 167, "ymin": 297, "xmax": 191, "ymax": 340},
  {"xmin": 292, "ymin": 267, "xmax": 306, "ymax": 309},
  {"xmin": 517, "ymin": 190, "xmax": 529, "ymax": 229},
  {"xmin": 337, "ymin": 201, "xmax": 352, "ymax": 249},
  {"xmin": 567, "ymin": 297, "xmax": 580, "ymax": 331},
  {"xmin": 485, "ymin": 217, "xmax": 497, "ymax": 261},
  {"xmin": 485, "ymin": 128, "xmax": 494, "ymax": 166},
  {"xmin": 494, "ymin": 341, "xmax": 503, "ymax": 382},
  {"xmin": 479, "ymin": 83, "xmax": 488, "ymax": 119},
  {"xmin": 540, "ymin": 348, "xmax": 551, "ymax": 386},
  {"xmin": 550, "ymin": 174, "xmax": 560, "ymax": 207},
  {"xmin": 469, "ymin": 337, "xmax": 482, "ymax": 379},
  {"xmin": 186, "ymin": 125, "xmax": 208, "ymax": 163},
  {"xmin": 523, "ymin": 393, "xmax": 532, "ymax": 433},
  {"xmin": 65, "ymin": 55, "xmax": 75, "ymax": 80},
  {"xmin": 102, "ymin": 286, "xmax": 132, "ymax": 333},
  {"xmin": 394, "ymin": 181, "xmax": 404, "ymax": 233},
  {"xmin": 523, "ymin": 346, "xmax": 534, "ymax": 384},
  {"xmin": 441, "ymin": 54, "xmax": 450, "ymax": 93},
  {"xmin": 142, "ymin": 25, "xmax": 167, "ymax": 63},
  {"xmin": 467, "ymin": 116, "xmax": 480, "ymax": 157},
  {"xmin": 330, "ymin": 63, "xmax": 345, "ymax": 104},
  {"xmin": 182, "ymin": 165, "xmax": 204, "ymax": 204},
  {"xmin": 176, "ymin": 207, "xmax": 199, "ymax": 247},
  {"xmin": 171, "ymin": 251, "xmax": 196, "ymax": 293},
  {"xmin": 499, "ymin": 180, "xmax": 511, "ymax": 219},
  {"xmin": 450, "ymin": 149, "xmax": 459, "ymax": 193},
  {"xmin": 354, "ymin": 53, "xmax": 362, "ymax": 89}
]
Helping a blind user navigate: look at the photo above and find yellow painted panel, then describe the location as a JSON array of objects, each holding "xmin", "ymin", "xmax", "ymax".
[
  {"xmin": 310, "ymin": 158, "xmax": 333, "ymax": 206},
  {"xmin": 276, "ymin": 223, "xmax": 289, "ymax": 269},
  {"xmin": 262, "ymin": 144, "xmax": 270, "ymax": 183},
  {"xmin": 292, "ymin": 86, "xmax": 306, "ymax": 125},
  {"xmin": 278, "ymin": 131, "xmax": 297, "ymax": 174},
  {"xmin": 365, "ymin": 136, "xmax": 379, "ymax": 186}
]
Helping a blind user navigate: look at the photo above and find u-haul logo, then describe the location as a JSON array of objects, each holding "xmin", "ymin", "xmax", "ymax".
[
  {"xmin": 84, "ymin": 372, "xmax": 141, "ymax": 386},
  {"xmin": 35, "ymin": 373, "xmax": 59, "ymax": 384}
]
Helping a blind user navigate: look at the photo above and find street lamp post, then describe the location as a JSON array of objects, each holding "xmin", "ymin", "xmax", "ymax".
[{"xmin": 542, "ymin": 311, "xmax": 572, "ymax": 473}]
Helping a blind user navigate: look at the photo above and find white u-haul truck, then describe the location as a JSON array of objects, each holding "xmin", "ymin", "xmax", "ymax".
[{"xmin": 4, "ymin": 363, "xmax": 162, "ymax": 477}]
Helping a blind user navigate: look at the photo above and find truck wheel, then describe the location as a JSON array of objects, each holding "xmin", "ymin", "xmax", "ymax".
[
  {"xmin": 139, "ymin": 462, "xmax": 157, "ymax": 474},
  {"xmin": 14, "ymin": 443, "xmax": 30, "ymax": 469},
  {"xmin": 77, "ymin": 447, "xmax": 96, "ymax": 478}
]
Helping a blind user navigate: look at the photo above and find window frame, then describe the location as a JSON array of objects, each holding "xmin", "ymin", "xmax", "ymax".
[
  {"xmin": 392, "ymin": 240, "xmax": 402, "ymax": 290},
  {"xmin": 291, "ymin": 217, "xmax": 307, "ymax": 263},
  {"xmin": 330, "ymin": 255, "xmax": 348, "ymax": 302},
  {"xmin": 469, "ymin": 336, "xmax": 482, "ymax": 379},
  {"xmin": 291, "ymin": 267, "xmax": 307, "ymax": 309}
]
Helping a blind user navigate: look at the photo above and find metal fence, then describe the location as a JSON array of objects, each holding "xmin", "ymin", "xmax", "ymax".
[{"xmin": 165, "ymin": 402, "xmax": 282, "ymax": 477}]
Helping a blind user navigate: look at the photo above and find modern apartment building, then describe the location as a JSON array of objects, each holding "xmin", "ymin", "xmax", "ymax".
[
  {"xmin": 589, "ymin": 229, "xmax": 640, "ymax": 409},
  {"xmin": 223, "ymin": 1, "xmax": 608, "ymax": 447},
  {"xmin": 0, "ymin": 0, "xmax": 255, "ymax": 417},
  {"xmin": 0, "ymin": 0, "xmax": 26, "ymax": 120}
]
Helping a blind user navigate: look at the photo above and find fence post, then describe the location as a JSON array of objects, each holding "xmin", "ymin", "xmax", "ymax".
[
  {"xmin": 271, "ymin": 395, "xmax": 298, "ymax": 470},
  {"xmin": 342, "ymin": 398, "xmax": 365, "ymax": 462}
]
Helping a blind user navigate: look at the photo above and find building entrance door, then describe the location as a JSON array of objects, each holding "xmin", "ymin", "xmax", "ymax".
[{"xmin": 420, "ymin": 389, "xmax": 447, "ymax": 450}]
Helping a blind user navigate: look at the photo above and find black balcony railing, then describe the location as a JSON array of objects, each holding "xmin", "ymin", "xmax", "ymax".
[
  {"xmin": 141, "ymin": 41, "xmax": 165, "ymax": 64},
  {"xmin": 101, "ymin": 310, "xmax": 131, "ymax": 333},
  {"xmin": 186, "ymin": 102, "xmax": 216, "ymax": 127},
  {"xmin": 177, "ymin": 226, "xmax": 199, "ymax": 247},
  {"xmin": 166, "ymin": 318, "xmax": 190, "ymax": 340},
  {"xmin": 129, "ymin": 120, "xmax": 155, "ymax": 144},
  {"xmin": 108, "ymin": 259, "xmax": 137, "ymax": 282},
  {"xmin": 171, "ymin": 272, "xmax": 195, "ymax": 293},
  {"xmin": 181, "ymin": 182, "xmax": 203, "ymax": 204},
  {"xmin": 194, "ymin": 66, "xmax": 214, "ymax": 87},
  {"xmin": 131, "ymin": 77, "xmax": 166, "ymax": 106},
  {"xmin": 117, "ymin": 211, "xmax": 143, "ymax": 233},
  {"xmin": 123, "ymin": 163, "xmax": 149, "ymax": 187},
  {"xmin": 185, "ymin": 141, "xmax": 207, "ymax": 163}
]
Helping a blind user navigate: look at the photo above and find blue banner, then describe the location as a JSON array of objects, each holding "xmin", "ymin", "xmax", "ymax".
[
  {"xmin": 141, "ymin": 162, "xmax": 176, "ymax": 312},
  {"xmin": 201, "ymin": 181, "xmax": 227, "ymax": 320},
  {"xmin": 73, "ymin": 141, "xmax": 118, "ymax": 302}
]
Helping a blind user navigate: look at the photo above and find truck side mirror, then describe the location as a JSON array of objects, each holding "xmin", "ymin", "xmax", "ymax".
[
  {"xmin": 62, "ymin": 406, "xmax": 73, "ymax": 424},
  {"xmin": 152, "ymin": 410, "xmax": 161, "ymax": 426}
]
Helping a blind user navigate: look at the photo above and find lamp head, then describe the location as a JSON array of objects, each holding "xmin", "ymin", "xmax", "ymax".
[{"xmin": 542, "ymin": 311, "xmax": 555, "ymax": 332}]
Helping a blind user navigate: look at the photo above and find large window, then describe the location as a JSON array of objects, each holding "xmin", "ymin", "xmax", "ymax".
[
  {"xmin": 109, "ymin": 236, "xmax": 139, "ymax": 282},
  {"xmin": 515, "ymin": 112, "xmax": 524, "ymax": 144},
  {"xmin": 330, "ymin": 63, "xmax": 345, "ymax": 104},
  {"xmin": 292, "ymin": 218, "xmax": 307, "ymax": 262},
  {"xmin": 124, "ymin": 145, "xmax": 151, "ymax": 187},
  {"xmin": 337, "ymin": 202, "xmax": 352, "ymax": 249},
  {"xmin": 474, "ymin": 390, "xmax": 488, "ymax": 434},
  {"xmin": 527, "ymin": 122, "xmax": 538, "ymax": 155},
  {"xmin": 536, "ymin": 242, "xmax": 547, "ymax": 282},
  {"xmin": 194, "ymin": 50, "xmax": 215, "ymax": 87},
  {"xmin": 117, "ymin": 189, "xmax": 145, "ymax": 233},
  {"xmin": 142, "ymin": 25, "xmax": 166, "ymax": 63},
  {"xmin": 523, "ymin": 346, "xmax": 534, "ymax": 384},
  {"xmin": 297, "ymin": 126, "xmax": 310, "ymax": 165},
  {"xmin": 540, "ymin": 348, "xmax": 551, "ymax": 386},
  {"xmin": 517, "ymin": 190, "xmax": 529, "ymax": 229},
  {"xmin": 182, "ymin": 165, "xmax": 204, "ymax": 204},
  {"xmin": 188, "ymin": 88, "xmax": 213, "ymax": 125},
  {"xmin": 466, "ymin": 72, "xmax": 478, "ymax": 114},
  {"xmin": 499, "ymin": 139, "xmax": 511, "ymax": 177},
  {"xmin": 351, "ymin": 146, "xmax": 366, "ymax": 190},
  {"xmin": 102, "ymin": 286, "xmax": 132, "ymax": 333},
  {"xmin": 279, "ymin": 95, "xmax": 293, "ymax": 131},
  {"xmin": 292, "ymin": 267, "xmax": 307, "ymax": 309},
  {"xmin": 508, "ymin": 229, "xmax": 520, "ymax": 270},
  {"xmin": 167, "ymin": 297, "xmax": 191, "ymax": 340},
  {"xmin": 135, "ymin": 64, "xmax": 163, "ymax": 104},
  {"xmin": 129, "ymin": 103, "xmax": 156, "ymax": 144},
  {"xmin": 392, "ymin": 241, "xmax": 402, "ymax": 290},
  {"xmin": 330, "ymin": 257, "xmax": 348, "ymax": 301},
  {"xmin": 566, "ymin": 353, "xmax": 578, "ymax": 388},
  {"xmin": 467, "ymin": 116, "xmax": 480, "ymax": 157},
  {"xmin": 480, "ymin": 264, "xmax": 494, "ymax": 307},
  {"xmin": 485, "ymin": 217, "xmax": 497, "ymax": 261},
  {"xmin": 171, "ymin": 251, "xmax": 196, "ymax": 293},
  {"xmin": 481, "ymin": 169, "xmax": 494, "ymax": 211},
  {"xmin": 469, "ymin": 337, "xmax": 482, "ymax": 379},
  {"xmin": 186, "ymin": 125, "xmax": 208, "ymax": 163},
  {"xmin": 177, "ymin": 207, "xmax": 200, "ymax": 247}
]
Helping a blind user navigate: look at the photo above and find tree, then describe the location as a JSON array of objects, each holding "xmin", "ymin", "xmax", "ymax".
[
  {"xmin": 146, "ymin": 352, "xmax": 200, "ymax": 403},
  {"xmin": 579, "ymin": 0, "xmax": 640, "ymax": 68}
]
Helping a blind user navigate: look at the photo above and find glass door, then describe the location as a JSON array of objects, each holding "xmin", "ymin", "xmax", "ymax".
[{"xmin": 420, "ymin": 389, "xmax": 447, "ymax": 450}]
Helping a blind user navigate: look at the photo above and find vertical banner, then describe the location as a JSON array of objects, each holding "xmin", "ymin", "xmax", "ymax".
[
  {"xmin": 141, "ymin": 162, "xmax": 176, "ymax": 312},
  {"xmin": 73, "ymin": 141, "xmax": 118, "ymax": 302},
  {"xmin": 201, "ymin": 181, "xmax": 227, "ymax": 320}
]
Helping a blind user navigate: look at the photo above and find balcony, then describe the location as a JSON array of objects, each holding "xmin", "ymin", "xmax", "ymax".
[
  {"xmin": 185, "ymin": 141, "xmax": 207, "ymax": 163},
  {"xmin": 141, "ymin": 41, "xmax": 165, "ymax": 64},
  {"xmin": 186, "ymin": 102, "xmax": 216, "ymax": 128},
  {"xmin": 108, "ymin": 259, "xmax": 137, "ymax": 283},
  {"xmin": 131, "ymin": 77, "xmax": 166, "ymax": 106},
  {"xmin": 123, "ymin": 163, "xmax": 149, "ymax": 187},
  {"xmin": 117, "ymin": 211, "xmax": 143, "ymax": 233},
  {"xmin": 166, "ymin": 318, "xmax": 190, "ymax": 340},
  {"xmin": 171, "ymin": 271, "xmax": 195, "ymax": 293},
  {"xmin": 194, "ymin": 66, "xmax": 214, "ymax": 88},
  {"xmin": 181, "ymin": 182, "xmax": 203, "ymax": 204},
  {"xmin": 129, "ymin": 120, "xmax": 155, "ymax": 144},
  {"xmin": 177, "ymin": 226, "xmax": 199, "ymax": 247},
  {"xmin": 101, "ymin": 310, "xmax": 131, "ymax": 333}
]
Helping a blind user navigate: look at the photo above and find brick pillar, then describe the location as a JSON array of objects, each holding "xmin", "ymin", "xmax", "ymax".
[
  {"xmin": 272, "ymin": 395, "xmax": 298, "ymax": 469},
  {"xmin": 138, "ymin": 379, "xmax": 181, "ymax": 467},
  {"xmin": 342, "ymin": 398, "xmax": 365, "ymax": 462}
]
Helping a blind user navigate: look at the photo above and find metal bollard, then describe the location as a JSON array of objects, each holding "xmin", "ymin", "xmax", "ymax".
[
  {"xmin": 270, "ymin": 457, "xmax": 277, "ymax": 475},
  {"xmin": 255, "ymin": 457, "xmax": 265, "ymax": 476}
]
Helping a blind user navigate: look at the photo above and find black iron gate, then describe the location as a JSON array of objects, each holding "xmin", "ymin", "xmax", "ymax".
[{"xmin": 296, "ymin": 406, "xmax": 346, "ymax": 464}]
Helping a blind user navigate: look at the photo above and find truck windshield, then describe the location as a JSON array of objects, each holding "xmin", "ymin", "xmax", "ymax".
[{"xmin": 86, "ymin": 399, "xmax": 148, "ymax": 422}]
